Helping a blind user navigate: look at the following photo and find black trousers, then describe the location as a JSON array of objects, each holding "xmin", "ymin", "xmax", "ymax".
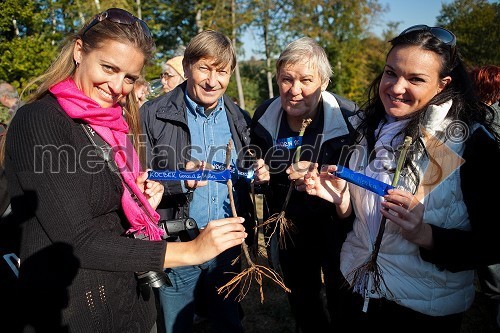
[{"xmin": 274, "ymin": 216, "xmax": 349, "ymax": 333}]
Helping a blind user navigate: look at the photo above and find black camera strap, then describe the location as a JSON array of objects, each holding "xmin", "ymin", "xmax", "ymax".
[
  {"xmin": 81, "ymin": 124, "xmax": 175, "ymax": 292},
  {"xmin": 80, "ymin": 124, "xmax": 158, "ymax": 225},
  {"xmin": 81, "ymin": 124, "xmax": 192, "ymax": 225},
  {"xmin": 179, "ymin": 190, "xmax": 193, "ymax": 219}
]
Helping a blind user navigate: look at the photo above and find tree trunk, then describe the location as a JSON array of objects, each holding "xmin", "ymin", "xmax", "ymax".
[
  {"xmin": 264, "ymin": 1, "xmax": 274, "ymax": 99},
  {"xmin": 231, "ymin": 0, "xmax": 245, "ymax": 109},
  {"xmin": 136, "ymin": 0, "xmax": 142, "ymax": 19},
  {"xmin": 196, "ymin": 8, "xmax": 203, "ymax": 33}
]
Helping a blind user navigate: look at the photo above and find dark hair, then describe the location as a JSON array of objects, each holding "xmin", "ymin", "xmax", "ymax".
[
  {"xmin": 359, "ymin": 27, "xmax": 498, "ymax": 146},
  {"xmin": 355, "ymin": 27, "xmax": 499, "ymax": 189}
]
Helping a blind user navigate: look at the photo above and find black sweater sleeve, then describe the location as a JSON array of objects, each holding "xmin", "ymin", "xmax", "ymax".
[
  {"xmin": 7, "ymin": 99, "xmax": 166, "ymax": 273},
  {"xmin": 420, "ymin": 127, "xmax": 500, "ymax": 272}
]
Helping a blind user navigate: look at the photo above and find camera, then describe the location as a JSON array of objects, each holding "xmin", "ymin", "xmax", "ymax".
[
  {"xmin": 158, "ymin": 217, "xmax": 200, "ymax": 242},
  {"xmin": 129, "ymin": 218, "xmax": 200, "ymax": 291},
  {"xmin": 129, "ymin": 217, "xmax": 200, "ymax": 241}
]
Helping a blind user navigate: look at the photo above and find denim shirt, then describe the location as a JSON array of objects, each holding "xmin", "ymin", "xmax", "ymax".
[{"xmin": 184, "ymin": 93, "xmax": 237, "ymax": 228}]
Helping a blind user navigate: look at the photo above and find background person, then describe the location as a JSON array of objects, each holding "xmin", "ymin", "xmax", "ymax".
[
  {"xmin": 0, "ymin": 124, "xmax": 8, "ymax": 217},
  {"xmin": 250, "ymin": 37, "xmax": 358, "ymax": 333},
  {"xmin": 134, "ymin": 76, "xmax": 150, "ymax": 108},
  {"xmin": 2, "ymin": 9, "xmax": 246, "ymax": 333},
  {"xmin": 289, "ymin": 25, "xmax": 500, "ymax": 332},
  {"xmin": 0, "ymin": 81, "xmax": 21, "ymax": 126},
  {"xmin": 470, "ymin": 65, "xmax": 499, "ymax": 129},
  {"xmin": 469, "ymin": 64, "xmax": 500, "ymax": 331},
  {"xmin": 160, "ymin": 55, "xmax": 186, "ymax": 93}
]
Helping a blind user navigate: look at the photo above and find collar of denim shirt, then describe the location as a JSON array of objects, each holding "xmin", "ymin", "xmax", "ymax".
[{"xmin": 184, "ymin": 91, "xmax": 224, "ymax": 120}]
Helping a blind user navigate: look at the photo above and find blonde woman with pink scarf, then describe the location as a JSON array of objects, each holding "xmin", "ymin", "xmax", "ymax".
[{"xmin": 2, "ymin": 8, "xmax": 246, "ymax": 333}]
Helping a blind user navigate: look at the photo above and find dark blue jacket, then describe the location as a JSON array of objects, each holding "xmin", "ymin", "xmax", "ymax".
[
  {"xmin": 250, "ymin": 91, "xmax": 358, "ymax": 224},
  {"xmin": 141, "ymin": 82, "xmax": 255, "ymax": 225}
]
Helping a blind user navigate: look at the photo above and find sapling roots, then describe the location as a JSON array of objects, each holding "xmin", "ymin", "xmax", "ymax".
[
  {"xmin": 217, "ymin": 140, "xmax": 290, "ymax": 303},
  {"xmin": 260, "ymin": 118, "xmax": 312, "ymax": 249},
  {"xmin": 346, "ymin": 136, "xmax": 412, "ymax": 309}
]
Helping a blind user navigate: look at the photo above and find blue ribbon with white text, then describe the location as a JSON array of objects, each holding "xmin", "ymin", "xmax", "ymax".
[
  {"xmin": 147, "ymin": 169, "xmax": 232, "ymax": 181},
  {"xmin": 332, "ymin": 166, "xmax": 394, "ymax": 196},
  {"xmin": 275, "ymin": 136, "xmax": 302, "ymax": 150},
  {"xmin": 211, "ymin": 161, "xmax": 254, "ymax": 180}
]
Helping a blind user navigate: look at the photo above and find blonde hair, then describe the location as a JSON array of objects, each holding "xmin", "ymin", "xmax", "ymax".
[{"xmin": 21, "ymin": 10, "xmax": 155, "ymax": 154}]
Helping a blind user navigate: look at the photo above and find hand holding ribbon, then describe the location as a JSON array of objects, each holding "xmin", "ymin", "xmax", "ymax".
[
  {"xmin": 185, "ymin": 160, "xmax": 208, "ymax": 189},
  {"xmin": 136, "ymin": 170, "xmax": 164, "ymax": 210}
]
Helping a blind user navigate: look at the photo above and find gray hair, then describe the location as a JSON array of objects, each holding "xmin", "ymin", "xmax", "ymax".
[{"xmin": 276, "ymin": 37, "xmax": 333, "ymax": 85}]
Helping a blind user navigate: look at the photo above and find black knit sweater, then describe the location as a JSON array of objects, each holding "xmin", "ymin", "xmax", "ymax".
[{"xmin": 4, "ymin": 94, "xmax": 167, "ymax": 332}]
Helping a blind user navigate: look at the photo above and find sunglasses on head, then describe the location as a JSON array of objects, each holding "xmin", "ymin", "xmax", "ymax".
[
  {"xmin": 81, "ymin": 8, "xmax": 151, "ymax": 39},
  {"xmin": 399, "ymin": 24, "xmax": 456, "ymax": 58}
]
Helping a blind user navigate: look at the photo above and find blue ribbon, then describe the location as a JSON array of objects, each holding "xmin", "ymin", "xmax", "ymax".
[
  {"xmin": 275, "ymin": 136, "xmax": 302, "ymax": 149},
  {"xmin": 211, "ymin": 161, "xmax": 254, "ymax": 180},
  {"xmin": 147, "ymin": 169, "xmax": 231, "ymax": 181},
  {"xmin": 333, "ymin": 166, "xmax": 394, "ymax": 196}
]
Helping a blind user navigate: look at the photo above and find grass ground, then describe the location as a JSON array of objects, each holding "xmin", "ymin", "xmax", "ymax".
[{"xmin": 193, "ymin": 195, "xmax": 498, "ymax": 333}]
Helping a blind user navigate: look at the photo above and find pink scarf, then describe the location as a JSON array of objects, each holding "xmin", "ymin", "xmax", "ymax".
[{"xmin": 50, "ymin": 78, "xmax": 163, "ymax": 240}]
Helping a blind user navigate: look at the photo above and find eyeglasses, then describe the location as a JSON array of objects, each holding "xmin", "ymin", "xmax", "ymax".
[
  {"xmin": 399, "ymin": 25, "xmax": 456, "ymax": 58},
  {"xmin": 160, "ymin": 72, "xmax": 179, "ymax": 80},
  {"xmin": 2, "ymin": 90, "xmax": 19, "ymax": 100},
  {"xmin": 81, "ymin": 8, "xmax": 151, "ymax": 39}
]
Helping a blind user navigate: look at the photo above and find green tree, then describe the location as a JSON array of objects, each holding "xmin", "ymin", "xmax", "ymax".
[
  {"xmin": 280, "ymin": 0, "xmax": 384, "ymax": 102},
  {"xmin": 436, "ymin": 0, "xmax": 499, "ymax": 66},
  {"xmin": 0, "ymin": 0, "xmax": 58, "ymax": 91},
  {"xmin": 245, "ymin": 0, "xmax": 294, "ymax": 101},
  {"xmin": 226, "ymin": 58, "xmax": 273, "ymax": 114}
]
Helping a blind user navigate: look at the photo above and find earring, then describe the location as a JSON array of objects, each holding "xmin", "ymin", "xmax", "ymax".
[{"xmin": 75, "ymin": 61, "xmax": 79, "ymax": 67}]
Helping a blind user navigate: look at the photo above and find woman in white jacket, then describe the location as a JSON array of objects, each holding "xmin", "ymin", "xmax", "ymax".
[{"xmin": 289, "ymin": 25, "xmax": 500, "ymax": 332}]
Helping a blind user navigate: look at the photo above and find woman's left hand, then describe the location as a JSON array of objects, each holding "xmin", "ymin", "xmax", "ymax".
[
  {"xmin": 136, "ymin": 170, "xmax": 164, "ymax": 210},
  {"xmin": 381, "ymin": 188, "xmax": 432, "ymax": 249}
]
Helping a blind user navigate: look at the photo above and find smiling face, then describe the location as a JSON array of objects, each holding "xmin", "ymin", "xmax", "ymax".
[
  {"xmin": 72, "ymin": 39, "xmax": 145, "ymax": 108},
  {"xmin": 184, "ymin": 57, "xmax": 231, "ymax": 110},
  {"xmin": 277, "ymin": 59, "xmax": 328, "ymax": 128},
  {"xmin": 379, "ymin": 45, "xmax": 451, "ymax": 119}
]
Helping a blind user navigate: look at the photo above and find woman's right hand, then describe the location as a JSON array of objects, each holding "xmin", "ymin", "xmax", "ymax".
[
  {"xmin": 289, "ymin": 163, "xmax": 351, "ymax": 218},
  {"xmin": 287, "ymin": 162, "xmax": 335, "ymax": 200},
  {"xmin": 307, "ymin": 164, "xmax": 349, "ymax": 204},
  {"xmin": 163, "ymin": 217, "xmax": 247, "ymax": 268}
]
